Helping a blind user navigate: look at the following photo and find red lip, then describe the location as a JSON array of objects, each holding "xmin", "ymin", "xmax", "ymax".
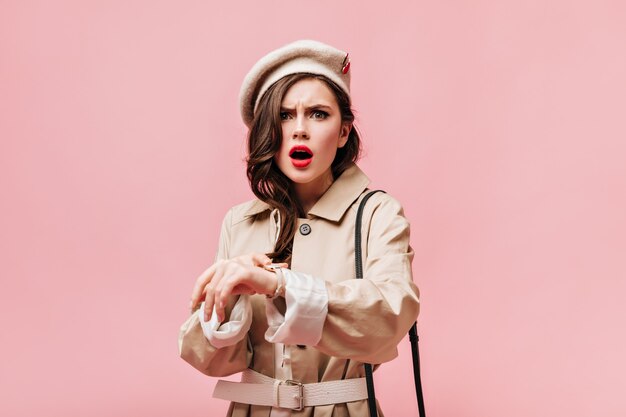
[
  {"xmin": 289, "ymin": 145, "xmax": 314, "ymax": 157},
  {"xmin": 289, "ymin": 145, "xmax": 314, "ymax": 168}
]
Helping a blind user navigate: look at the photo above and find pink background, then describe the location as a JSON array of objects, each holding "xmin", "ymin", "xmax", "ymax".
[{"xmin": 1, "ymin": 1, "xmax": 625, "ymax": 416}]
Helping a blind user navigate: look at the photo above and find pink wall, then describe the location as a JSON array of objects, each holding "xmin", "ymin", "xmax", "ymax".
[{"xmin": 2, "ymin": 1, "xmax": 625, "ymax": 416}]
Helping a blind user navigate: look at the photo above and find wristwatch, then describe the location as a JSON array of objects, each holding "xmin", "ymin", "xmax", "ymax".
[{"xmin": 263, "ymin": 263, "xmax": 285, "ymax": 299}]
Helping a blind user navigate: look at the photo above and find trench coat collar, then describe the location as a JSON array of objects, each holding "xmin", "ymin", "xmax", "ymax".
[{"xmin": 243, "ymin": 162, "xmax": 371, "ymax": 222}]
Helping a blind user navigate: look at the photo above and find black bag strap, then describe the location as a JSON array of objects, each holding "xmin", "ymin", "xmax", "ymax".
[{"xmin": 355, "ymin": 189, "xmax": 426, "ymax": 417}]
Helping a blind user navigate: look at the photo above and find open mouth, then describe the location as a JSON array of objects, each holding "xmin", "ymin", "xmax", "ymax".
[
  {"xmin": 289, "ymin": 146, "xmax": 313, "ymax": 167},
  {"xmin": 289, "ymin": 146, "xmax": 313, "ymax": 160},
  {"xmin": 290, "ymin": 150, "xmax": 313, "ymax": 160}
]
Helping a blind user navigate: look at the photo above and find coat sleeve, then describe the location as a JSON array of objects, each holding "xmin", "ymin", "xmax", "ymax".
[
  {"xmin": 178, "ymin": 207, "xmax": 253, "ymax": 377},
  {"xmin": 314, "ymin": 194, "xmax": 420, "ymax": 364}
]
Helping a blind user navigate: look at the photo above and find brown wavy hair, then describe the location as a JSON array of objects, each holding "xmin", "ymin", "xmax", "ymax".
[{"xmin": 246, "ymin": 73, "xmax": 362, "ymax": 266}]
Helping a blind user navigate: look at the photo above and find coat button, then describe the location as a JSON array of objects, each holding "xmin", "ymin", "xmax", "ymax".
[{"xmin": 299, "ymin": 223, "xmax": 311, "ymax": 235}]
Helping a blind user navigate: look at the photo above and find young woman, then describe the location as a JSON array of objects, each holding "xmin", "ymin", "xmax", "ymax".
[{"xmin": 179, "ymin": 40, "xmax": 420, "ymax": 417}]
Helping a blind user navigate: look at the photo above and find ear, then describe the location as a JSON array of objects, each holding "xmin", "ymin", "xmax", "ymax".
[{"xmin": 338, "ymin": 122, "xmax": 352, "ymax": 148}]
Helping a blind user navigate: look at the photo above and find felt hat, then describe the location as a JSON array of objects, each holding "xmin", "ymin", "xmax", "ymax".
[{"xmin": 239, "ymin": 39, "xmax": 351, "ymax": 128}]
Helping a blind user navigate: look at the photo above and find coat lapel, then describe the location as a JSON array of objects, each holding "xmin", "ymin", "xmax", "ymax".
[{"xmin": 243, "ymin": 162, "xmax": 371, "ymax": 222}]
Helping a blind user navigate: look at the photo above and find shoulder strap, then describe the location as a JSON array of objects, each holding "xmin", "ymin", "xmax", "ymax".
[
  {"xmin": 355, "ymin": 190, "xmax": 386, "ymax": 279},
  {"xmin": 355, "ymin": 190, "xmax": 385, "ymax": 417},
  {"xmin": 355, "ymin": 189, "xmax": 426, "ymax": 417}
]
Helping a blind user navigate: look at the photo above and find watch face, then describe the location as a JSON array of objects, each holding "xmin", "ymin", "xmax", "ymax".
[{"xmin": 263, "ymin": 263, "xmax": 283, "ymax": 271}]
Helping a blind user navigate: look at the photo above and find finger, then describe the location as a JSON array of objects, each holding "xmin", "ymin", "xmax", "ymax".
[
  {"xmin": 251, "ymin": 253, "xmax": 272, "ymax": 267},
  {"xmin": 204, "ymin": 261, "xmax": 227, "ymax": 321},
  {"xmin": 213, "ymin": 262, "xmax": 236, "ymax": 322},
  {"xmin": 232, "ymin": 284, "xmax": 255, "ymax": 295},
  {"xmin": 213, "ymin": 283, "xmax": 223, "ymax": 322},
  {"xmin": 214, "ymin": 266, "xmax": 239, "ymax": 322},
  {"xmin": 218, "ymin": 275, "xmax": 245, "ymax": 316},
  {"xmin": 190, "ymin": 262, "xmax": 221, "ymax": 310},
  {"xmin": 204, "ymin": 284, "xmax": 214, "ymax": 322}
]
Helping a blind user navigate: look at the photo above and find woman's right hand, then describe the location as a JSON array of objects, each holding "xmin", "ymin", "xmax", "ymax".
[{"xmin": 188, "ymin": 253, "xmax": 287, "ymax": 321}]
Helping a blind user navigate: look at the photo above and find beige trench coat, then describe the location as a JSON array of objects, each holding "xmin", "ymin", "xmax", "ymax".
[{"xmin": 179, "ymin": 162, "xmax": 420, "ymax": 417}]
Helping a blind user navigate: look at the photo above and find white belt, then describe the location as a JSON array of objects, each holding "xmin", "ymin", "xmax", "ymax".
[{"xmin": 213, "ymin": 368, "xmax": 369, "ymax": 411}]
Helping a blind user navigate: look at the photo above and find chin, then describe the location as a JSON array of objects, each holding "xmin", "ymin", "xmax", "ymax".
[
  {"xmin": 285, "ymin": 171, "xmax": 317, "ymax": 184},
  {"xmin": 276, "ymin": 158, "xmax": 331, "ymax": 185}
]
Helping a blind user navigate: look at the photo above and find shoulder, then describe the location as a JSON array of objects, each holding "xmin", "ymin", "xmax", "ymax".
[
  {"xmin": 353, "ymin": 189, "xmax": 411, "ymax": 235},
  {"xmin": 222, "ymin": 198, "xmax": 271, "ymax": 227},
  {"xmin": 352, "ymin": 189, "xmax": 407, "ymax": 218},
  {"xmin": 356, "ymin": 190, "xmax": 412, "ymax": 244}
]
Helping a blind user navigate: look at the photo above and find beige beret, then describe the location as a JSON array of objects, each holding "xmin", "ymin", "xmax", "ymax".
[{"xmin": 239, "ymin": 39, "xmax": 351, "ymax": 128}]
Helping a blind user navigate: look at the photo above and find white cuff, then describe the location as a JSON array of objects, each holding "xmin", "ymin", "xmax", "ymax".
[
  {"xmin": 264, "ymin": 269, "xmax": 328, "ymax": 346},
  {"xmin": 198, "ymin": 295, "xmax": 252, "ymax": 349}
]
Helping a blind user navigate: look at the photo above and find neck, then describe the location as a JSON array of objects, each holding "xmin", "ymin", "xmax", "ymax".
[{"xmin": 293, "ymin": 169, "xmax": 334, "ymax": 216}]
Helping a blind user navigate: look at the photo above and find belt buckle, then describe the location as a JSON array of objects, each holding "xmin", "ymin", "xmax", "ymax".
[{"xmin": 285, "ymin": 379, "xmax": 304, "ymax": 411}]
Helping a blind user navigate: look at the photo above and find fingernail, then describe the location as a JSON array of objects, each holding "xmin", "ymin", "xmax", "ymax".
[{"xmin": 204, "ymin": 312, "xmax": 209, "ymax": 321}]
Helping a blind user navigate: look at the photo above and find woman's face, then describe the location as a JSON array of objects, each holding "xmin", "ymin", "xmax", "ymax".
[{"xmin": 274, "ymin": 78, "xmax": 351, "ymax": 190}]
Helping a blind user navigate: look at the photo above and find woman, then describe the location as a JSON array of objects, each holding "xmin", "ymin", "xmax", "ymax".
[{"xmin": 179, "ymin": 40, "xmax": 420, "ymax": 417}]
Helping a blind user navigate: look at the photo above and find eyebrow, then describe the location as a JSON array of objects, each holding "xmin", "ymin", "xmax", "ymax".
[{"xmin": 280, "ymin": 104, "xmax": 333, "ymax": 111}]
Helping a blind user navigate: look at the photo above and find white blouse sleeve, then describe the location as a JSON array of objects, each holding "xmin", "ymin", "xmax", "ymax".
[
  {"xmin": 198, "ymin": 294, "xmax": 252, "ymax": 349},
  {"xmin": 264, "ymin": 268, "xmax": 329, "ymax": 346}
]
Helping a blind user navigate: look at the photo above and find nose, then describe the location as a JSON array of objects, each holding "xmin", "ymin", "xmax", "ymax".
[{"xmin": 292, "ymin": 114, "xmax": 309, "ymax": 140}]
